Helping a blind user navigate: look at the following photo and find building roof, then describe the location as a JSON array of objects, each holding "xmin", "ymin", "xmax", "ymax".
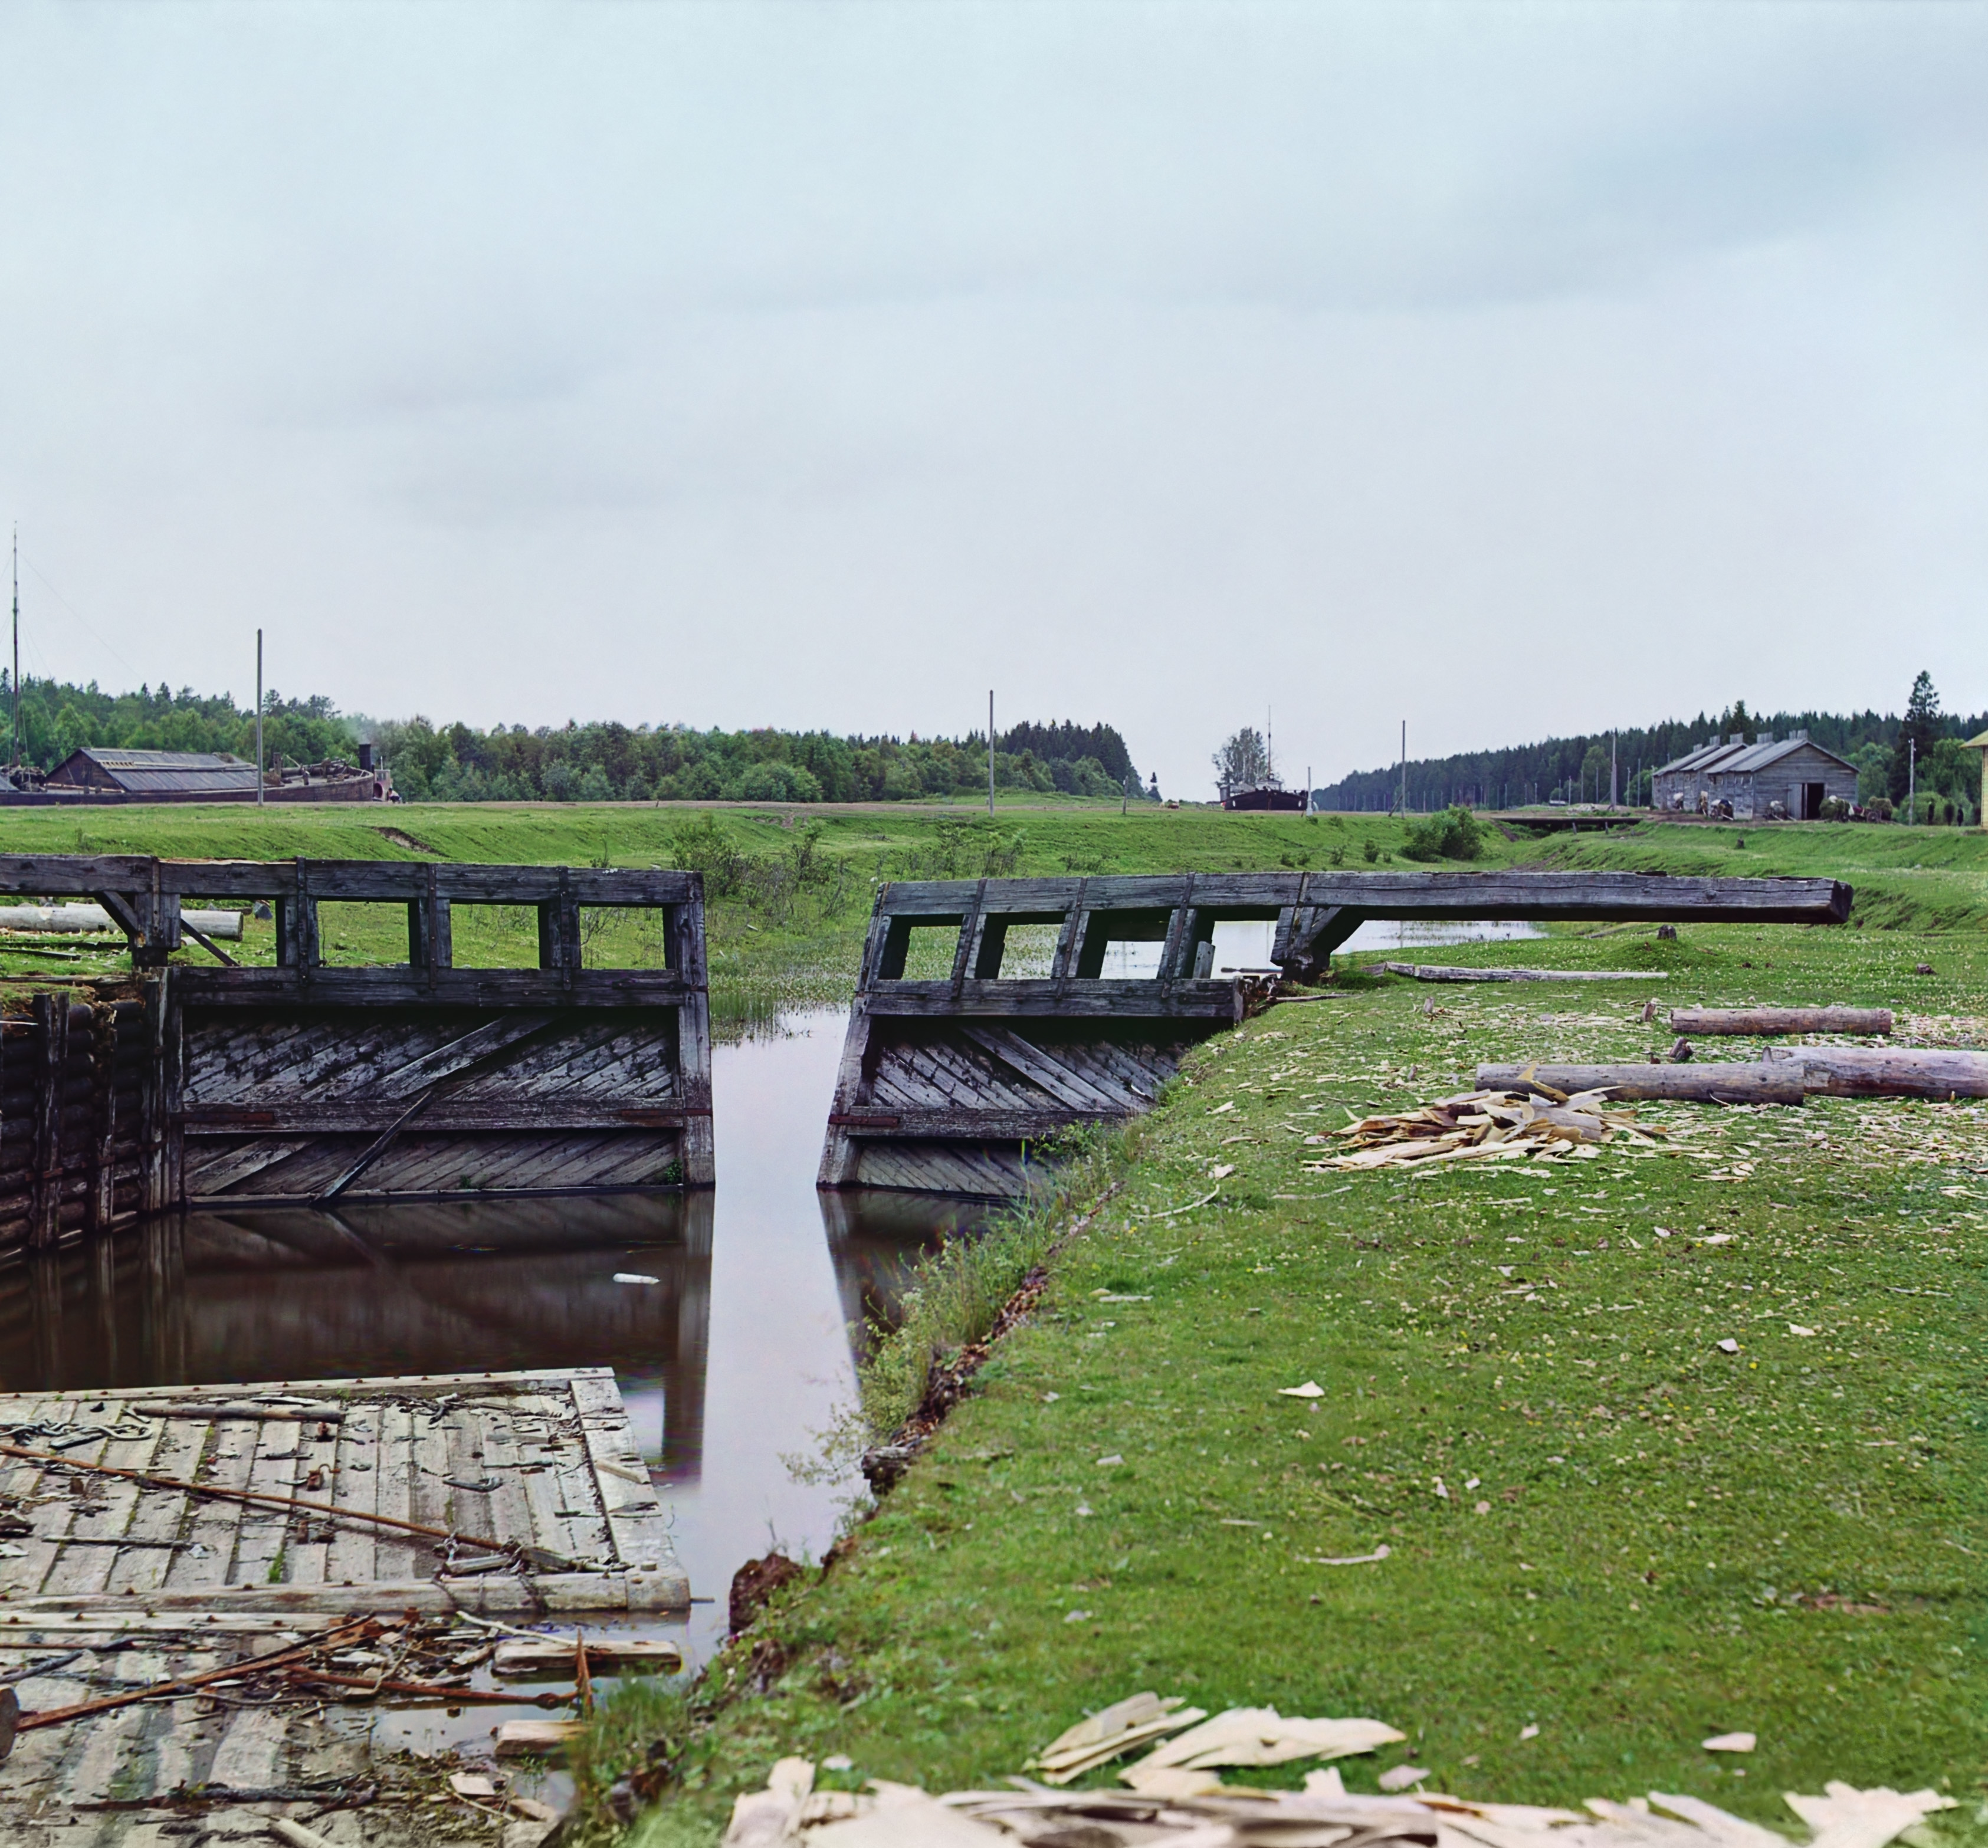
[
  {"xmin": 1654, "ymin": 737, "xmax": 1750, "ymax": 778},
  {"xmin": 1966, "ymin": 731, "xmax": 1988, "ymax": 750},
  {"xmin": 57, "ymin": 747, "xmax": 261, "ymax": 793},
  {"xmin": 1707, "ymin": 734, "xmax": 1855, "ymax": 778}
]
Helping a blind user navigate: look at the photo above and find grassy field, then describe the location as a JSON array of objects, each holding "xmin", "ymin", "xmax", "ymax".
[
  {"xmin": 611, "ymin": 916, "xmax": 1987, "ymax": 1843},
  {"xmin": 4, "ymin": 800, "xmax": 1986, "ymax": 1834}
]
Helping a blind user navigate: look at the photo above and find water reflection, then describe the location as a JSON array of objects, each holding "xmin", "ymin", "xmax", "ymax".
[{"xmin": 0, "ymin": 1009, "xmax": 993, "ymax": 1670}]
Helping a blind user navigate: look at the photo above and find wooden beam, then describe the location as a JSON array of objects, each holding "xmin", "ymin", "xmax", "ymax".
[
  {"xmin": 862, "ymin": 979, "xmax": 1245, "ymax": 1022},
  {"xmin": 1760, "ymin": 1045, "xmax": 1988, "ymax": 1098},
  {"xmin": 874, "ymin": 871, "xmax": 1851, "ymax": 924},
  {"xmin": 1671, "ymin": 1006, "xmax": 1891, "ymax": 1036},
  {"xmin": 1477, "ymin": 1062, "xmax": 1806, "ymax": 1104}
]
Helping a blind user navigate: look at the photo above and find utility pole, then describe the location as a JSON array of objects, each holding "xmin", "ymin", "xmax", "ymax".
[
  {"xmin": 1908, "ymin": 736, "xmax": 1916, "ymax": 824},
  {"xmin": 1304, "ymin": 764, "xmax": 1312, "ymax": 816},
  {"xmin": 988, "ymin": 690, "xmax": 995, "ymax": 819},
  {"xmin": 1610, "ymin": 732, "xmax": 1618, "ymax": 809},
  {"xmin": 9, "ymin": 527, "xmax": 18, "ymax": 774},
  {"xmin": 1398, "ymin": 721, "xmax": 1406, "ymax": 819},
  {"xmin": 255, "ymin": 629, "xmax": 265, "ymax": 807}
]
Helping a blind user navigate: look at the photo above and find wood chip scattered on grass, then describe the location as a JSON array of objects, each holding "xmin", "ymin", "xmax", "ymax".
[
  {"xmin": 1305, "ymin": 1083, "xmax": 1677, "ymax": 1172},
  {"xmin": 723, "ymin": 1757, "xmax": 1956, "ymax": 1847}
]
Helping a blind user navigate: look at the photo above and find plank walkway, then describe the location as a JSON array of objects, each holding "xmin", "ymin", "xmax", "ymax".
[{"xmin": 0, "ymin": 1366, "xmax": 680, "ymax": 1840}]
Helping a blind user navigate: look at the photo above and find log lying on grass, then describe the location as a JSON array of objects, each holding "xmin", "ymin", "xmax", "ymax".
[
  {"xmin": 1671, "ymin": 1006, "xmax": 1892, "ymax": 1036},
  {"xmin": 1381, "ymin": 964, "xmax": 1662, "ymax": 984},
  {"xmin": 1761, "ymin": 1045, "xmax": 1988, "ymax": 1099},
  {"xmin": 1477, "ymin": 1063, "xmax": 1807, "ymax": 1105}
]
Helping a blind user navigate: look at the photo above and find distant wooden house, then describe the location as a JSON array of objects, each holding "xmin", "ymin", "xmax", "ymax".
[
  {"xmin": 1705, "ymin": 733, "xmax": 1856, "ymax": 819},
  {"xmin": 28, "ymin": 746, "xmax": 385, "ymax": 805},
  {"xmin": 45, "ymin": 747, "xmax": 262, "ymax": 796}
]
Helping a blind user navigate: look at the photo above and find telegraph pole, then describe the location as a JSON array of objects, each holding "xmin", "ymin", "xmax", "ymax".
[
  {"xmin": 255, "ymin": 629, "xmax": 265, "ymax": 807},
  {"xmin": 9, "ymin": 527, "xmax": 18, "ymax": 772},
  {"xmin": 1397, "ymin": 721, "xmax": 1406, "ymax": 818},
  {"xmin": 988, "ymin": 690, "xmax": 995, "ymax": 819}
]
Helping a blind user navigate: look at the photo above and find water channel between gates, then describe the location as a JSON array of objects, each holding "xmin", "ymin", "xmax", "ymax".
[{"xmin": 0, "ymin": 920, "xmax": 1539, "ymax": 1759}]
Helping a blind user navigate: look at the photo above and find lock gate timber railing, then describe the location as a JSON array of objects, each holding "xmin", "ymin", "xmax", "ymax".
[
  {"xmin": 0, "ymin": 855, "xmax": 711, "ymax": 1233},
  {"xmin": 818, "ymin": 870, "xmax": 1852, "ymax": 1197}
]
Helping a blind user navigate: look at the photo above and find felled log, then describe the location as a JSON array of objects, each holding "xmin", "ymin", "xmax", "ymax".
[
  {"xmin": 1670, "ymin": 1006, "xmax": 1892, "ymax": 1036},
  {"xmin": 1476, "ymin": 1063, "xmax": 1806, "ymax": 1105},
  {"xmin": 1761, "ymin": 1045, "xmax": 1988, "ymax": 1099},
  {"xmin": 1382, "ymin": 964, "xmax": 1661, "ymax": 984}
]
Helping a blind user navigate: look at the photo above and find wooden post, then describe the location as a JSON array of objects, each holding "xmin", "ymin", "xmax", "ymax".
[
  {"xmin": 31, "ymin": 992, "xmax": 69, "ymax": 1251},
  {"xmin": 86, "ymin": 996, "xmax": 118, "ymax": 1235}
]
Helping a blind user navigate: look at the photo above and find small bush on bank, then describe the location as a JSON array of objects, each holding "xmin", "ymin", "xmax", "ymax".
[{"xmin": 1401, "ymin": 803, "xmax": 1485, "ymax": 862}]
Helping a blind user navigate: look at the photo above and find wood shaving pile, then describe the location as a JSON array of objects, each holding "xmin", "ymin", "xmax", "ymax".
[
  {"xmin": 1304, "ymin": 1087, "xmax": 1679, "ymax": 1173},
  {"xmin": 722, "ymin": 1754, "xmax": 1954, "ymax": 1848}
]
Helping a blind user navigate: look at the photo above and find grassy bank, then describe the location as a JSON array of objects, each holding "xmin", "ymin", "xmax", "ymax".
[
  {"xmin": 611, "ymin": 918, "xmax": 1986, "ymax": 1841},
  {"xmin": 6, "ymin": 798, "xmax": 1985, "ymax": 1827}
]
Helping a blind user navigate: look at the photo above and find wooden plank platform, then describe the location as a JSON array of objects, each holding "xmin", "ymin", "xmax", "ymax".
[
  {"xmin": 0, "ymin": 1367, "xmax": 685, "ymax": 1617},
  {"xmin": 820, "ymin": 870, "xmax": 1854, "ymax": 1196}
]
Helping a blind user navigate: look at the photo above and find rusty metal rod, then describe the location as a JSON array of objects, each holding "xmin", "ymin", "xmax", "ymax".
[
  {"xmin": 18, "ymin": 1617, "xmax": 380, "ymax": 1731},
  {"xmin": 0, "ymin": 1443, "xmax": 574, "ymax": 1571}
]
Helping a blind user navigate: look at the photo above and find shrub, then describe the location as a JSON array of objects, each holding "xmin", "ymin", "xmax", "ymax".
[{"xmin": 1401, "ymin": 804, "xmax": 1485, "ymax": 862}]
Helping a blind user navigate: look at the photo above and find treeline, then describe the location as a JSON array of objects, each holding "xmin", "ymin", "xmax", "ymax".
[
  {"xmin": 377, "ymin": 716, "xmax": 1149, "ymax": 804},
  {"xmin": 1317, "ymin": 684, "xmax": 1988, "ymax": 819},
  {"xmin": 0, "ymin": 673, "xmax": 1150, "ymax": 806},
  {"xmin": 0, "ymin": 675, "xmax": 355, "ymax": 772}
]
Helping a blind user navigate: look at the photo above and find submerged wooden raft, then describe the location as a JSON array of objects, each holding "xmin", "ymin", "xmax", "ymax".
[
  {"xmin": 0, "ymin": 1367, "xmax": 684, "ymax": 1617},
  {"xmin": 0, "ymin": 855, "xmax": 713, "ymax": 1230},
  {"xmin": 821, "ymin": 871, "xmax": 1851, "ymax": 1197}
]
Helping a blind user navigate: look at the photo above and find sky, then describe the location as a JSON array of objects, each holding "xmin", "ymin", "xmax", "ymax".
[{"xmin": 2, "ymin": 2, "xmax": 1984, "ymax": 800}]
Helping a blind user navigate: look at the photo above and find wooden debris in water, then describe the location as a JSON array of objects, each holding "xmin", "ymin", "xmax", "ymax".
[
  {"xmin": 496, "ymin": 1718, "xmax": 586, "ymax": 1758},
  {"xmin": 1308, "ymin": 1088, "xmax": 1676, "ymax": 1172},
  {"xmin": 494, "ymin": 1635, "xmax": 682, "ymax": 1678}
]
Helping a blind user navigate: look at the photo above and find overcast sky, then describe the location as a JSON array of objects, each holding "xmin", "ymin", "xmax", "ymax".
[{"xmin": 2, "ymin": 2, "xmax": 1984, "ymax": 798}]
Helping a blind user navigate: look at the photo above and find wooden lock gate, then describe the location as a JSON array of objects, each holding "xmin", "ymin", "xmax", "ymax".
[
  {"xmin": 818, "ymin": 869, "xmax": 1853, "ymax": 1197},
  {"xmin": 0, "ymin": 855, "xmax": 712, "ymax": 1240}
]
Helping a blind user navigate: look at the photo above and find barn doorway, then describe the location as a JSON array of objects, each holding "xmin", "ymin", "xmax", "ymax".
[{"xmin": 1801, "ymin": 782, "xmax": 1827, "ymax": 819}]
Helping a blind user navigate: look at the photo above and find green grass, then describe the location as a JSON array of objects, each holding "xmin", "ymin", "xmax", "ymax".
[
  {"xmin": 9, "ymin": 797, "xmax": 1987, "ymax": 1831},
  {"xmin": 615, "ymin": 918, "xmax": 1988, "ymax": 1843}
]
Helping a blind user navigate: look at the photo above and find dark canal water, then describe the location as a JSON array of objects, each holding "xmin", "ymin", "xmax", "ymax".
[{"xmin": 0, "ymin": 1009, "xmax": 991, "ymax": 1678}]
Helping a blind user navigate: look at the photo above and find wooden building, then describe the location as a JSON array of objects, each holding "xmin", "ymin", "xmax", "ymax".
[
  {"xmin": 1651, "ymin": 735, "xmax": 1751, "ymax": 811},
  {"xmin": 18, "ymin": 747, "xmax": 384, "ymax": 805},
  {"xmin": 1653, "ymin": 731, "xmax": 1856, "ymax": 818},
  {"xmin": 1704, "ymin": 732, "xmax": 1857, "ymax": 819}
]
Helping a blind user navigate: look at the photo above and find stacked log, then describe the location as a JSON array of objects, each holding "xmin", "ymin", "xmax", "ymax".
[
  {"xmin": 1475, "ymin": 1063, "xmax": 1807, "ymax": 1105},
  {"xmin": 1669, "ymin": 1006, "xmax": 1892, "ymax": 1036},
  {"xmin": 1761, "ymin": 1045, "xmax": 1988, "ymax": 1099},
  {"xmin": 1479, "ymin": 1046, "xmax": 1988, "ymax": 1105}
]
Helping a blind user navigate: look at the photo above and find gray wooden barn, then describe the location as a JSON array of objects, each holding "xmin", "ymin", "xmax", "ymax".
[{"xmin": 1707, "ymin": 732, "xmax": 1857, "ymax": 818}]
